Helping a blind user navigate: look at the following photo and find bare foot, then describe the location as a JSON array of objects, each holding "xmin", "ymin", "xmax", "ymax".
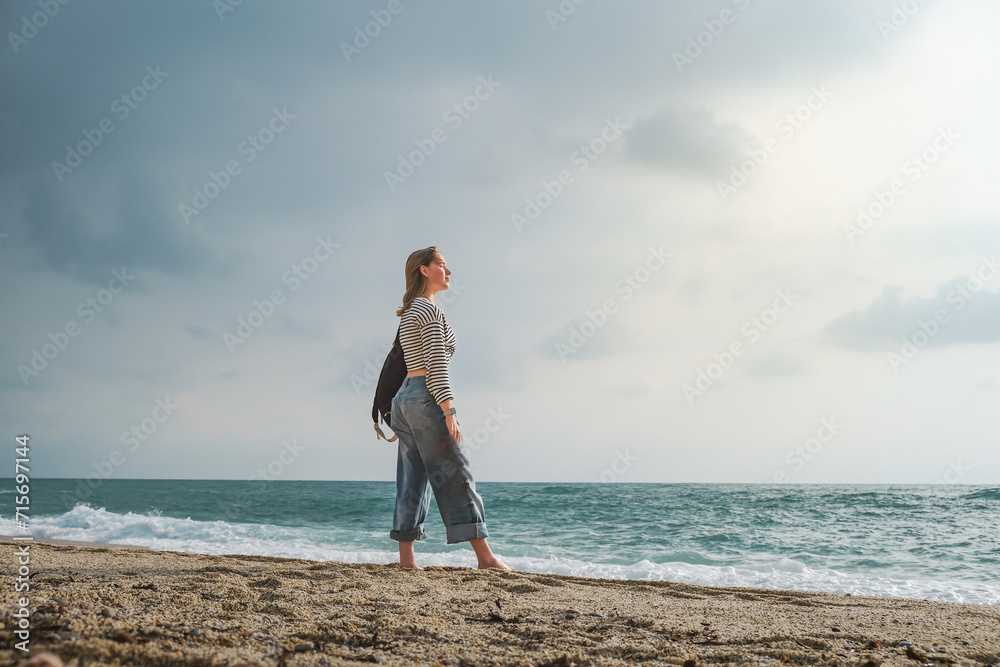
[
  {"xmin": 398, "ymin": 562, "xmax": 424, "ymax": 570},
  {"xmin": 469, "ymin": 538, "xmax": 512, "ymax": 571},
  {"xmin": 398, "ymin": 540, "xmax": 421, "ymax": 570},
  {"xmin": 478, "ymin": 558, "xmax": 513, "ymax": 571}
]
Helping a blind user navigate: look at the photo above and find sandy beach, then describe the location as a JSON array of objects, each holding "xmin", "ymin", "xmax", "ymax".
[{"xmin": 2, "ymin": 541, "xmax": 998, "ymax": 667}]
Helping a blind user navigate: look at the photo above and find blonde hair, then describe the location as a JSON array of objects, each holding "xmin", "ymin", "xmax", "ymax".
[{"xmin": 396, "ymin": 246, "xmax": 439, "ymax": 316}]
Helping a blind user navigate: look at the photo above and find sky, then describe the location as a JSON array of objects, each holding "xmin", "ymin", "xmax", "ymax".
[{"xmin": 2, "ymin": 0, "xmax": 999, "ymax": 484}]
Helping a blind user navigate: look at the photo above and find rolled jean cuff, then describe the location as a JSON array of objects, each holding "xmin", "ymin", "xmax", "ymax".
[
  {"xmin": 390, "ymin": 526, "xmax": 427, "ymax": 542},
  {"xmin": 445, "ymin": 521, "xmax": 489, "ymax": 545}
]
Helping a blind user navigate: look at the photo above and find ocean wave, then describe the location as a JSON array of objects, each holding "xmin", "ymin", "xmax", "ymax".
[
  {"xmin": 3, "ymin": 505, "xmax": 997, "ymax": 606},
  {"xmin": 962, "ymin": 487, "xmax": 1000, "ymax": 501}
]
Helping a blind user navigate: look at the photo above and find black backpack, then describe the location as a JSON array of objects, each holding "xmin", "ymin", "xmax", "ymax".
[{"xmin": 372, "ymin": 324, "xmax": 406, "ymax": 442}]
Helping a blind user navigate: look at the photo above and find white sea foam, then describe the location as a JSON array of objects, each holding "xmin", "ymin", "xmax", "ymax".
[{"xmin": 4, "ymin": 506, "xmax": 997, "ymax": 606}]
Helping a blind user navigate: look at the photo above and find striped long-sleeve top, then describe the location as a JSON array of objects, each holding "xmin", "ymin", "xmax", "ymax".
[{"xmin": 399, "ymin": 296, "xmax": 456, "ymax": 404}]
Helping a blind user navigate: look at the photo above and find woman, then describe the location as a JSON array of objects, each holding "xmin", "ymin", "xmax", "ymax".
[{"xmin": 389, "ymin": 246, "xmax": 510, "ymax": 571}]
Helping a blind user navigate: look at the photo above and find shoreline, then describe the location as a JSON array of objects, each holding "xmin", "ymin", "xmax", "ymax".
[
  {"xmin": 0, "ymin": 535, "xmax": 149, "ymax": 551},
  {"xmin": 2, "ymin": 542, "xmax": 998, "ymax": 666},
  {"xmin": 4, "ymin": 535, "xmax": 995, "ymax": 606}
]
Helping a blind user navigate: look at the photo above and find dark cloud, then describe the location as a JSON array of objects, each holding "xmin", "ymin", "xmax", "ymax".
[
  {"xmin": 2, "ymin": 0, "xmax": 994, "ymax": 481},
  {"xmin": 20, "ymin": 176, "xmax": 225, "ymax": 284}
]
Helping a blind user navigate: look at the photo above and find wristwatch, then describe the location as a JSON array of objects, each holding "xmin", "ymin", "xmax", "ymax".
[{"xmin": 443, "ymin": 408, "xmax": 457, "ymax": 416}]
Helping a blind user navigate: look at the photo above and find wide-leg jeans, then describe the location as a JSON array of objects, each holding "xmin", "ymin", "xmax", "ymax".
[{"xmin": 388, "ymin": 376, "xmax": 488, "ymax": 544}]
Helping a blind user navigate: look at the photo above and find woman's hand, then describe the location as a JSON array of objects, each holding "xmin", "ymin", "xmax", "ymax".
[
  {"xmin": 439, "ymin": 399, "xmax": 460, "ymax": 442},
  {"xmin": 445, "ymin": 413, "xmax": 461, "ymax": 443}
]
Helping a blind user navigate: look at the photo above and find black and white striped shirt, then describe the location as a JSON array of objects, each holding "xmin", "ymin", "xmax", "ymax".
[{"xmin": 400, "ymin": 296, "xmax": 456, "ymax": 404}]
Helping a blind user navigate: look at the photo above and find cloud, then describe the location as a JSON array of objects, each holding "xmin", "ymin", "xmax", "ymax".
[
  {"xmin": 20, "ymin": 176, "xmax": 224, "ymax": 284},
  {"xmin": 624, "ymin": 106, "xmax": 752, "ymax": 178},
  {"xmin": 3, "ymin": 1, "xmax": 999, "ymax": 482},
  {"xmin": 823, "ymin": 269, "xmax": 1000, "ymax": 350},
  {"xmin": 184, "ymin": 324, "xmax": 215, "ymax": 340}
]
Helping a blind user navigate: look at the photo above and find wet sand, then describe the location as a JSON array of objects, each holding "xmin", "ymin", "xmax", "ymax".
[{"xmin": 2, "ymin": 541, "xmax": 998, "ymax": 666}]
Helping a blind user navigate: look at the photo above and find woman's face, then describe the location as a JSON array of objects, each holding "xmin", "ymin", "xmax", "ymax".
[{"xmin": 421, "ymin": 253, "xmax": 451, "ymax": 293}]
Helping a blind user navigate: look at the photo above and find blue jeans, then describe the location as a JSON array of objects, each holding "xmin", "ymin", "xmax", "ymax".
[{"xmin": 389, "ymin": 376, "xmax": 489, "ymax": 544}]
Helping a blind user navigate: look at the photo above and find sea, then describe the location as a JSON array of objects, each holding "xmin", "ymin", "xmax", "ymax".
[{"xmin": 3, "ymin": 480, "xmax": 998, "ymax": 605}]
